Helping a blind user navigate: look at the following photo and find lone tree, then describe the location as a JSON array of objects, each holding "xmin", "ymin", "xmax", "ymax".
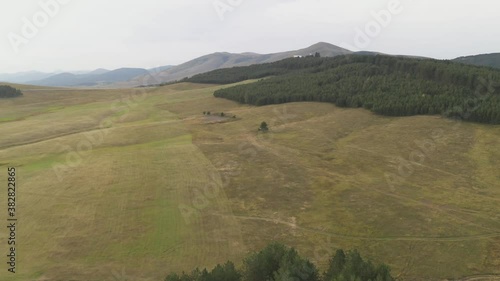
[{"xmin": 259, "ymin": 121, "xmax": 268, "ymax": 132}]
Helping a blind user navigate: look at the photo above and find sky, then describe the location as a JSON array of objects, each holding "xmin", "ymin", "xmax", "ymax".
[{"xmin": 0, "ymin": 0, "xmax": 499, "ymax": 73}]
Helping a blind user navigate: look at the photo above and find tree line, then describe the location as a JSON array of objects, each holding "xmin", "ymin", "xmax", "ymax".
[
  {"xmin": 186, "ymin": 56, "xmax": 330, "ymax": 84},
  {"xmin": 0, "ymin": 85, "xmax": 23, "ymax": 98},
  {"xmin": 165, "ymin": 243, "xmax": 394, "ymax": 281},
  {"xmin": 186, "ymin": 55, "xmax": 500, "ymax": 124}
]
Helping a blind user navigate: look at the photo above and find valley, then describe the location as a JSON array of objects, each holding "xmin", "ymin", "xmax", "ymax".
[{"xmin": 1, "ymin": 82, "xmax": 499, "ymax": 280}]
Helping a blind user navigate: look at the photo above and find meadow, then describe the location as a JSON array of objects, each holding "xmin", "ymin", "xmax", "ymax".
[{"xmin": 0, "ymin": 82, "xmax": 499, "ymax": 280}]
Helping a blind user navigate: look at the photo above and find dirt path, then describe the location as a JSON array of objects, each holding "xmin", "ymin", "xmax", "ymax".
[
  {"xmin": 456, "ymin": 274, "xmax": 500, "ymax": 281},
  {"xmin": 214, "ymin": 213, "xmax": 500, "ymax": 242},
  {"xmin": 0, "ymin": 119, "xmax": 181, "ymax": 151}
]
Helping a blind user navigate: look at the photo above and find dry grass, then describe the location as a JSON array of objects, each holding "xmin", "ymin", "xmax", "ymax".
[{"xmin": 0, "ymin": 82, "xmax": 499, "ymax": 280}]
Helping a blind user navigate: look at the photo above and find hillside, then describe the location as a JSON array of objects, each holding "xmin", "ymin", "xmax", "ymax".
[
  {"xmin": 188, "ymin": 54, "xmax": 500, "ymax": 124},
  {"xmin": 2, "ymin": 82, "xmax": 498, "ymax": 280},
  {"xmin": 453, "ymin": 53, "xmax": 500, "ymax": 69},
  {"xmin": 130, "ymin": 42, "xmax": 352, "ymax": 86}
]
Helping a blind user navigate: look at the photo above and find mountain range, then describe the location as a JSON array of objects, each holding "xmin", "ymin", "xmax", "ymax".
[
  {"xmin": 2, "ymin": 43, "xmax": 352, "ymax": 87},
  {"xmin": 129, "ymin": 42, "xmax": 352, "ymax": 86},
  {"xmin": 28, "ymin": 68, "xmax": 150, "ymax": 87},
  {"xmin": 24, "ymin": 66, "xmax": 175, "ymax": 87},
  {"xmin": 0, "ymin": 71, "xmax": 60, "ymax": 84},
  {"xmin": 1, "ymin": 42, "xmax": 499, "ymax": 88}
]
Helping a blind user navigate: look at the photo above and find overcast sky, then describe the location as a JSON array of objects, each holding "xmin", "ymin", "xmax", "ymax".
[{"xmin": 0, "ymin": 0, "xmax": 499, "ymax": 73}]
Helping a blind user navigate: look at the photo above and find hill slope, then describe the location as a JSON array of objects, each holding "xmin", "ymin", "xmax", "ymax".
[
  {"xmin": 131, "ymin": 42, "xmax": 352, "ymax": 85},
  {"xmin": 204, "ymin": 55, "xmax": 500, "ymax": 124},
  {"xmin": 453, "ymin": 53, "xmax": 500, "ymax": 69},
  {"xmin": 2, "ymin": 83, "xmax": 499, "ymax": 280}
]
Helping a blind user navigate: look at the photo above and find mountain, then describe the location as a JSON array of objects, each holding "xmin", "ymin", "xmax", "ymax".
[
  {"xmin": 131, "ymin": 42, "xmax": 352, "ymax": 86},
  {"xmin": 148, "ymin": 65, "xmax": 174, "ymax": 73},
  {"xmin": 28, "ymin": 68, "xmax": 150, "ymax": 87},
  {"xmin": 0, "ymin": 71, "xmax": 60, "ymax": 83},
  {"xmin": 453, "ymin": 53, "xmax": 500, "ymax": 69},
  {"xmin": 31, "ymin": 73, "xmax": 81, "ymax": 86},
  {"xmin": 0, "ymin": 69, "xmax": 112, "ymax": 85},
  {"xmin": 94, "ymin": 68, "xmax": 149, "ymax": 83},
  {"xmin": 87, "ymin": 68, "xmax": 110, "ymax": 75}
]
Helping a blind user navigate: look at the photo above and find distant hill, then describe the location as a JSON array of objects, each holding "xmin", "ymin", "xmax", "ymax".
[
  {"xmin": 130, "ymin": 42, "xmax": 352, "ymax": 86},
  {"xmin": 87, "ymin": 68, "xmax": 110, "ymax": 75},
  {"xmin": 32, "ymin": 73, "xmax": 80, "ymax": 86},
  {"xmin": 93, "ymin": 68, "xmax": 149, "ymax": 84},
  {"xmin": 28, "ymin": 68, "xmax": 150, "ymax": 87},
  {"xmin": 148, "ymin": 65, "xmax": 174, "ymax": 73},
  {"xmin": 0, "ymin": 71, "xmax": 60, "ymax": 84},
  {"xmin": 453, "ymin": 53, "xmax": 500, "ymax": 69}
]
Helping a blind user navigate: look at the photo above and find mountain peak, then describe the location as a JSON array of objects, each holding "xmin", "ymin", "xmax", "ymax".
[
  {"xmin": 297, "ymin": 42, "xmax": 351, "ymax": 56},
  {"xmin": 88, "ymin": 68, "xmax": 110, "ymax": 75},
  {"xmin": 309, "ymin": 42, "xmax": 335, "ymax": 48},
  {"xmin": 136, "ymin": 42, "xmax": 352, "ymax": 85}
]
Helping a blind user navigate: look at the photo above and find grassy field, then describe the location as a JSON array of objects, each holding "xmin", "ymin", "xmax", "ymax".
[{"xmin": 0, "ymin": 82, "xmax": 499, "ymax": 280}]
